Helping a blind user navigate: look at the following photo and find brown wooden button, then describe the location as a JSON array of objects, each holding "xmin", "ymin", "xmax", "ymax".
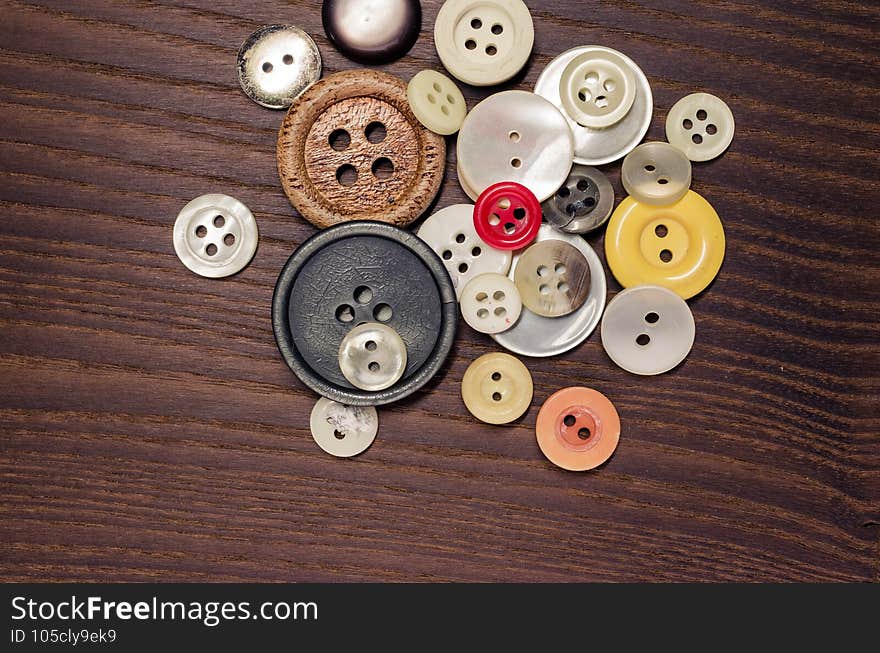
[{"xmin": 277, "ymin": 70, "xmax": 446, "ymax": 229}]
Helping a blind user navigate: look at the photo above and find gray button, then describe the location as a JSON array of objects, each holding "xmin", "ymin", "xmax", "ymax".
[{"xmin": 542, "ymin": 164, "xmax": 614, "ymax": 234}]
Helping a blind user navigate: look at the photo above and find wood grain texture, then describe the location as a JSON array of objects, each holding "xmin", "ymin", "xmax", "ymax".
[{"xmin": 0, "ymin": 0, "xmax": 877, "ymax": 582}]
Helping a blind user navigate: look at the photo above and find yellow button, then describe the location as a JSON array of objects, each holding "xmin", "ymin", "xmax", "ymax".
[
  {"xmin": 604, "ymin": 190, "xmax": 724, "ymax": 299},
  {"xmin": 461, "ymin": 352, "xmax": 532, "ymax": 424}
]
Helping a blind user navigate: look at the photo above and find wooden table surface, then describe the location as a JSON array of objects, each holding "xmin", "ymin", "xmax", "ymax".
[{"xmin": 0, "ymin": 0, "xmax": 877, "ymax": 583}]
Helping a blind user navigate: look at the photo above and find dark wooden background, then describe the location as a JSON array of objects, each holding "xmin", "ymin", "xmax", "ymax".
[{"xmin": 0, "ymin": 0, "xmax": 877, "ymax": 582}]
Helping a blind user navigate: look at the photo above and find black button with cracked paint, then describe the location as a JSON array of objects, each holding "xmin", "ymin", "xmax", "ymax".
[{"xmin": 322, "ymin": 0, "xmax": 421, "ymax": 64}]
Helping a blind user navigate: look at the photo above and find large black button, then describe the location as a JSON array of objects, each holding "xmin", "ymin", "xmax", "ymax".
[
  {"xmin": 273, "ymin": 222, "xmax": 457, "ymax": 406},
  {"xmin": 322, "ymin": 0, "xmax": 421, "ymax": 64}
]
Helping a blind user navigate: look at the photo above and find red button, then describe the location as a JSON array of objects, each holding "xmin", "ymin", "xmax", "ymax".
[{"xmin": 473, "ymin": 182, "xmax": 541, "ymax": 250}]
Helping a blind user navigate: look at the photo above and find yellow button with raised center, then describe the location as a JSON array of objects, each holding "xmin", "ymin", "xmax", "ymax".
[
  {"xmin": 461, "ymin": 352, "xmax": 532, "ymax": 425},
  {"xmin": 604, "ymin": 190, "xmax": 724, "ymax": 299}
]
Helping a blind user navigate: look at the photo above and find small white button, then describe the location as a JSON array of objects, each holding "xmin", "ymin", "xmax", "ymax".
[
  {"xmin": 434, "ymin": 0, "xmax": 534, "ymax": 87},
  {"xmin": 309, "ymin": 397, "xmax": 378, "ymax": 457},
  {"xmin": 558, "ymin": 49, "xmax": 637, "ymax": 129},
  {"xmin": 601, "ymin": 285, "xmax": 695, "ymax": 375},
  {"xmin": 338, "ymin": 322, "xmax": 408, "ymax": 391},
  {"xmin": 460, "ymin": 273, "xmax": 522, "ymax": 334},
  {"xmin": 407, "ymin": 70, "xmax": 467, "ymax": 135},
  {"xmin": 172, "ymin": 193, "xmax": 258, "ymax": 278},
  {"xmin": 665, "ymin": 92, "xmax": 735, "ymax": 162},
  {"xmin": 417, "ymin": 204, "xmax": 511, "ymax": 299},
  {"xmin": 621, "ymin": 142, "xmax": 692, "ymax": 206}
]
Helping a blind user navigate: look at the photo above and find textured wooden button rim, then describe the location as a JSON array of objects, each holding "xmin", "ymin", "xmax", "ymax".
[{"xmin": 277, "ymin": 70, "xmax": 446, "ymax": 229}]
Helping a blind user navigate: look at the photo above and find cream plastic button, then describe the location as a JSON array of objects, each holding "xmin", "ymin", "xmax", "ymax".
[
  {"xmin": 542, "ymin": 164, "xmax": 614, "ymax": 234},
  {"xmin": 237, "ymin": 25, "xmax": 322, "ymax": 109},
  {"xmin": 601, "ymin": 285, "xmax": 695, "ymax": 375},
  {"xmin": 514, "ymin": 240, "xmax": 591, "ymax": 318},
  {"xmin": 460, "ymin": 273, "xmax": 522, "ymax": 334},
  {"xmin": 621, "ymin": 142, "xmax": 692, "ymax": 206},
  {"xmin": 461, "ymin": 352, "xmax": 532, "ymax": 424},
  {"xmin": 457, "ymin": 91, "xmax": 574, "ymax": 202},
  {"xmin": 417, "ymin": 204, "xmax": 511, "ymax": 299},
  {"xmin": 309, "ymin": 397, "xmax": 378, "ymax": 457},
  {"xmin": 173, "ymin": 194, "xmax": 258, "ymax": 278},
  {"xmin": 338, "ymin": 322, "xmax": 407, "ymax": 391},
  {"xmin": 559, "ymin": 49, "xmax": 636, "ymax": 129},
  {"xmin": 407, "ymin": 70, "xmax": 467, "ymax": 135},
  {"xmin": 434, "ymin": 0, "xmax": 534, "ymax": 87},
  {"xmin": 535, "ymin": 46, "xmax": 652, "ymax": 166},
  {"xmin": 666, "ymin": 92, "xmax": 735, "ymax": 162},
  {"xmin": 493, "ymin": 225, "xmax": 606, "ymax": 357}
]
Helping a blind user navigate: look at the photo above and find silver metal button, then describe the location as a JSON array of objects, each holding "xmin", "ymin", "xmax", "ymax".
[
  {"xmin": 492, "ymin": 225, "xmax": 606, "ymax": 357},
  {"xmin": 172, "ymin": 193, "xmax": 258, "ymax": 278},
  {"xmin": 338, "ymin": 322, "xmax": 407, "ymax": 391},
  {"xmin": 309, "ymin": 397, "xmax": 378, "ymax": 457},
  {"xmin": 237, "ymin": 25, "xmax": 322, "ymax": 109}
]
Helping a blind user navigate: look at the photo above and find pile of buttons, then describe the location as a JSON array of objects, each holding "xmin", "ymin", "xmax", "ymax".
[{"xmin": 171, "ymin": 0, "xmax": 734, "ymax": 471}]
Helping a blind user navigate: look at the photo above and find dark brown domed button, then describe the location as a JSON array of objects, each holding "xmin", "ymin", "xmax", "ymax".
[
  {"xmin": 277, "ymin": 69, "xmax": 446, "ymax": 229},
  {"xmin": 322, "ymin": 0, "xmax": 421, "ymax": 64}
]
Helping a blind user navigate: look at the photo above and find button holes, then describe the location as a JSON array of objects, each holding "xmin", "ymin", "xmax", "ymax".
[
  {"xmin": 354, "ymin": 285, "xmax": 373, "ymax": 304},
  {"xmin": 584, "ymin": 197, "xmax": 596, "ymax": 208},
  {"xmin": 373, "ymin": 303, "xmax": 393, "ymax": 322},
  {"xmin": 576, "ymin": 179, "xmax": 589, "ymax": 191},
  {"xmin": 223, "ymin": 233, "xmax": 235, "ymax": 246},
  {"xmin": 513, "ymin": 207, "xmax": 526, "ymax": 220},
  {"xmin": 645, "ymin": 312, "xmax": 659, "ymax": 323},
  {"xmin": 658, "ymin": 177, "xmax": 669, "ymax": 185},
  {"xmin": 365, "ymin": 121, "xmax": 387, "ymax": 143},
  {"xmin": 336, "ymin": 164, "xmax": 357, "ymax": 186},
  {"xmin": 471, "ymin": 246, "xmax": 482, "ymax": 257},
  {"xmin": 491, "ymin": 372, "xmax": 502, "ymax": 381},
  {"xmin": 441, "ymin": 105, "xmax": 450, "ymax": 115},
  {"xmin": 692, "ymin": 134, "xmax": 703, "ymax": 144},
  {"xmin": 329, "ymin": 128, "xmax": 351, "ymax": 151},
  {"xmin": 492, "ymin": 391, "xmax": 502, "ymax": 401},
  {"xmin": 497, "ymin": 198, "xmax": 511, "ymax": 210},
  {"xmin": 636, "ymin": 333, "xmax": 651, "ymax": 346},
  {"xmin": 475, "ymin": 291, "xmax": 488, "ymax": 302},
  {"xmin": 485, "ymin": 45, "xmax": 497, "ymax": 56},
  {"xmin": 503, "ymin": 222, "xmax": 515, "ymax": 234},
  {"xmin": 644, "ymin": 164, "xmax": 656, "ymax": 172},
  {"xmin": 489, "ymin": 213, "xmax": 501, "ymax": 226},
  {"xmin": 455, "ymin": 233, "xmax": 466, "ymax": 243},
  {"xmin": 577, "ymin": 427, "xmax": 591, "ymax": 440},
  {"xmin": 371, "ymin": 157, "xmax": 394, "ymax": 179},
  {"xmin": 493, "ymin": 290, "xmax": 505, "ymax": 301},
  {"xmin": 696, "ymin": 109, "xmax": 708, "ymax": 120},
  {"xmin": 471, "ymin": 18, "xmax": 482, "ymax": 29},
  {"xmin": 491, "ymin": 24, "xmax": 503, "ymax": 34},
  {"xmin": 706, "ymin": 124, "xmax": 718, "ymax": 135},
  {"xmin": 578, "ymin": 88, "xmax": 590, "ymax": 102},
  {"xmin": 554, "ymin": 263, "xmax": 566, "ymax": 274},
  {"xmin": 539, "ymin": 284, "xmax": 550, "ymax": 295},
  {"xmin": 333, "ymin": 429, "xmax": 345, "ymax": 439},
  {"xmin": 433, "ymin": 82, "xmax": 442, "ymax": 92},
  {"xmin": 595, "ymin": 95, "xmax": 608, "ymax": 109},
  {"xmin": 494, "ymin": 306, "xmax": 506, "ymax": 318},
  {"xmin": 584, "ymin": 72, "xmax": 599, "ymax": 84},
  {"xmin": 428, "ymin": 93, "xmax": 437, "ymax": 103},
  {"xmin": 458, "ymin": 262, "xmax": 469, "ymax": 273},
  {"xmin": 510, "ymin": 158, "xmax": 522, "ymax": 168},
  {"xmin": 508, "ymin": 130, "xmax": 520, "ymax": 142},
  {"xmin": 213, "ymin": 215, "xmax": 225, "ymax": 228},
  {"xmin": 682, "ymin": 118, "xmax": 693, "ymax": 130},
  {"xmin": 447, "ymin": 94, "xmax": 455, "ymax": 104},
  {"xmin": 283, "ymin": 54, "xmax": 294, "ymax": 65},
  {"xmin": 563, "ymin": 414, "xmax": 576, "ymax": 427},
  {"xmin": 365, "ymin": 340, "xmax": 377, "ymax": 351},
  {"xmin": 368, "ymin": 361, "xmax": 381, "ymax": 373},
  {"xmin": 195, "ymin": 225, "xmax": 207, "ymax": 238},
  {"xmin": 557, "ymin": 281, "xmax": 569, "ymax": 293},
  {"xmin": 205, "ymin": 243, "xmax": 218, "ymax": 256},
  {"xmin": 603, "ymin": 79, "xmax": 616, "ymax": 92},
  {"xmin": 537, "ymin": 266, "xmax": 549, "ymax": 277},
  {"xmin": 556, "ymin": 186, "xmax": 570, "ymax": 198},
  {"xmin": 659, "ymin": 249, "xmax": 673, "ymax": 263},
  {"xmin": 477, "ymin": 308, "xmax": 489, "ymax": 319},
  {"xmin": 442, "ymin": 250, "xmax": 453, "ymax": 260},
  {"xmin": 565, "ymin": 204, "xmax": 576, "ymax": 216},
  {"xmin": 335, "ymin": 304, "xmax": 355, "ymax": 323},
  {"xmin": 262, "ymin": 61, "xmax": 273, "ymax": 73},
  {"xmin": 655, "ymin": 224, "xmax": 668, "ymax": 237},
  {"xmin": 465, "ymin": 39, "xmax": 477, "ymax": 50}
]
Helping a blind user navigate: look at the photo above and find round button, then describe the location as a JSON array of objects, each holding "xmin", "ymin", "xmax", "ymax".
[
  {"xmin": 542, "ymin": 164, "xmax": 614, "ymax": 234},
  {"xmin": 172, "ymin": 194, "xmax": 258, "ymax": 278},
  {"xmin": 666, "ymin": 92, "xmax": 735, "ymax": 162},
  {"xmin": 237, "ymin": 25, "xmax": 322, "ymax": 109},
  {"xmin": 473, "ymin": 181, "xmax": 542, "ymax": 250},
  {"xmin": 536, "ymin": 387, "xmax": 620, "ymax": 472},
  {"xmin": 322, "ymin": 0, "xmax": 420, "ymax": 64},
  {"xmin": 621, "ymin": 142, "xmax": 691, "ymax": 206},
  {"xmin": 339, "ymin": 322, "xmax": 407, "ymax": 391},
  {"xmin": 461, "ymin": 353, "xmax": 532, "ymax": 424},
  {"xmin": 277, "ymin": 70, "xmax": 446, "ymax": 229},
  {"xmin": 514, "ymin": 240, "xmax": 591, "ymax": 318},
  {"xmin": 601, "ymin": 285, "xmax": 695, "ymax": 375},
  {"xmin": 416, "ymin": 204, "xmax": 511, "ymax": 299},
  {"xmin": 605, "ymin": 190, "xmax": 725, "ymax": 299},
  {"xmin": 535, "ymin": 46, "xmax": 652, "ymax": 166},
  {"xmin": 558, "ymin": 49, "xmax": 636, "ymax": 129},
  {"xmin": 272, "ymin": 222, "xmax": 457, "ymax": 406},
  {"xmin": 493, "ymin": 224, "xmax": 606, "ymax": 358},
  {"xmin": 459, "ymin": 273, "xmax": 522, "ymax": 334},
  {"xmin": 434, "ymin": 0, "xmax": 534, "ymax": 87},
  {"xmin": 407, "ymin": 70, "xmax": 467, "ymax": 136},
  {"xmin": 457, "ymin": 91, "xmax": 574, "ymax": 202},
  {"xmin": 309, "ymin": 397, "xmax": 378, "ymax": 457}
]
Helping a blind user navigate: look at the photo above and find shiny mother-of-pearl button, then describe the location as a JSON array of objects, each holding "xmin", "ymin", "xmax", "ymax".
[
  {"xmin": 601, "ymin": 285, "xmax": 695, "ymax": 375},
  {"xmin": 513, "ymin": 240, "xmax": 592, "ymax": 318},
  {"xmin": 621, "ymin": 142, "xmax": 692, "ymax": 206},
  {"xmin": 535, "ymin": 46, "xmax": 652, "ymax": 166},
  {"xmin": 492, "ymin": 224, "xmax": 606, "ymax": 357},
  {"xmin": 457, "ymin": 90, "xmax": 574, "ymax": 203},
  {"xmin": 309, "ymin": 397, "xmax": 378, "ymax": 457},
  {"xmin": 417, "ymin": 204, "xmax": 511, "ymax": 299},
  {"xmin": 338, "ymin": 322, "xmax": 408, "ymax": 391},
  {"xmin": 459, "ymin": 272, "xmax": 522, "ymax": 334}
]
